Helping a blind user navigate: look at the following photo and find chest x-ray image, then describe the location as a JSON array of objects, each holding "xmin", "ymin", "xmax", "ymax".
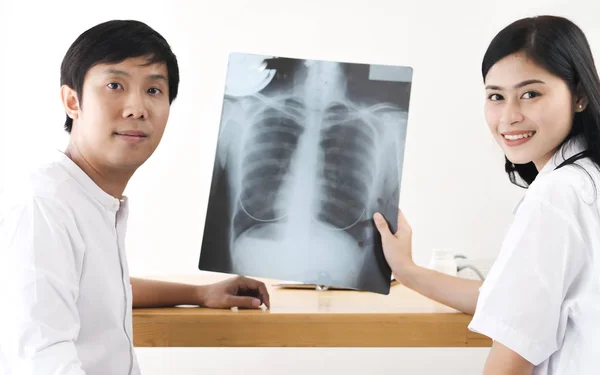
[{"xmin": 199, "ymin": 52, "xmax": 412, "ymax": 294}]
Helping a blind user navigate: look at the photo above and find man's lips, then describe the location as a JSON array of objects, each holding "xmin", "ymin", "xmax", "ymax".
[{"xmin": 114, "ymin": 131, "xmax": 148, "ymax": 137}]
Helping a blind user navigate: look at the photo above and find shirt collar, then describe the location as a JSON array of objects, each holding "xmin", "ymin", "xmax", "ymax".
[
  {"xmin": 55, "ymin": 150, "xmax": 127, "ymax": 212},
  {"xmin": 538, "ymin": 135, "xmax": 587, "ymax": 177},
  {"xmin": 512, "ymin": 135, "xmax": 587, "ymax": 215},
  {"xmin": 512, "ymin": 194, "xmax": 526, "ymax": 215}
]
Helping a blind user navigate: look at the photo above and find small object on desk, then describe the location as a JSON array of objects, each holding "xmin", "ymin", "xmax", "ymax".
[
  {"xmin": 230, "ymin": 306, "xmax": 239, "ymax": 312},
  {"xmin": 272, "ymin": 281, "xmax": 358, "ymax": 291},
  {"xmin": 429, "ymin": 248, "xmax": 458, "ymax": 276},
  {"xmin": 273, "ymin": 279, "xmax": 400, "ymax": 291}
]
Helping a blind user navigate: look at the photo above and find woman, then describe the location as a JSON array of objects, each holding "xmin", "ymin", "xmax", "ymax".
[{"xmin": 374, "ymin": 15, "xmax": 600, "ymax": 374}]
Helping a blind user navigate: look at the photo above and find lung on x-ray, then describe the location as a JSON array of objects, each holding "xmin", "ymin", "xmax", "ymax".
[{"xmin": 199, "ymin": 53, "xmax": 412, "ymax": 294}]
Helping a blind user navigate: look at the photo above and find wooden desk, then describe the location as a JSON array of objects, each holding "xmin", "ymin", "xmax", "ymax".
[{"xmin": 133, "ymin": 273, "xmax": 491, "ymax": 348}]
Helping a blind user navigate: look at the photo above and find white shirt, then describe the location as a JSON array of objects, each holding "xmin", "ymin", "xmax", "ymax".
[
  {"xmin": 469, "ymin": 137, "xmax": 600, "ymax": 374},
  {"xmin": 0, "ymin": 151, "xmax": 141, "ymax": 375}
]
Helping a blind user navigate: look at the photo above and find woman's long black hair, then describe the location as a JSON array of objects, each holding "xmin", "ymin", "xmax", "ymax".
[{"xmin": 482, "ymin": 16, "xmax": 600, "ymax": 188}]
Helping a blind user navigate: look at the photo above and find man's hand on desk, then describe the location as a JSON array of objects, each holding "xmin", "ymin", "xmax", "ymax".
[
  {"xmin": 131, "ymin": 276, "xmax": 270, "ymax": 309},
  {"xmin": 198, "ymin": 275, "xmax": 271, "ymax": 309}
]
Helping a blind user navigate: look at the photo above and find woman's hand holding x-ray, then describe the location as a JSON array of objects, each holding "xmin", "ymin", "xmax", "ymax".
[{"xmin": 373, "ymin": 208, "xmax": 416, "ymax": 282}]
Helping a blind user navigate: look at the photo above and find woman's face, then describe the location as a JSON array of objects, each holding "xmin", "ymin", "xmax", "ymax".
[{"xmin": 484, "ymin": 53, "xmax": 586, "ymax": 170}]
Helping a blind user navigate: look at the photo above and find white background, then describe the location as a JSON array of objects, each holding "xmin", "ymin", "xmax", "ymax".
[{"xmin": 1, "ymin": 0, "xmax": 599, "ymax": 374}]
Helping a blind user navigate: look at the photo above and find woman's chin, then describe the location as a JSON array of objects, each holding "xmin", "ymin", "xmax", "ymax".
[{"xmin": 505, "ymin": 153, "xmax": 533, "ymax": 165}]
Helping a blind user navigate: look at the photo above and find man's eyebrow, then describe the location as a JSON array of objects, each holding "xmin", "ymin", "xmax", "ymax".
[
  {"xmin": 148, "ymin": 74, "xmax": 168, "ymax": 82},
  {"xmin": 485, "ymin": 79, "xmax": 546, "ymax": 90},
  {"xmin": 103, "ymin": 68, "xmax": 130, "ymax": 77},
  {"xmin": 103, "ymin": 69, "xmax": 167, "ymax": 82}
]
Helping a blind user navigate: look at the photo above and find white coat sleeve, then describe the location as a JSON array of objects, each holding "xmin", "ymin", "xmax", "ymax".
[
  {"xmin": 0, "ymin": 197, "xmax": 86, "ymax": 374},
  {"xmin": 468, "ymin": 194, "xmax": 588, "ymax": 366}
]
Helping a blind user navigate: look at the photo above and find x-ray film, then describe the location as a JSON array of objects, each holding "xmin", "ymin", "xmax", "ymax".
[{"xmin": 199, "ymin": 53, "xmax": 412, "ymax": 294}]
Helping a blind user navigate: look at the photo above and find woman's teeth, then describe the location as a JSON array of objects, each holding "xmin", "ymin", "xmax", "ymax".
[{"xmin": 503, "ymin": 131, "xmax": 535, "ymax": 140}]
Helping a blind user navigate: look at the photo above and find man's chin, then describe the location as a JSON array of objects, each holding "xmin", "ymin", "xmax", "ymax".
[{"xmin": 107, "ymin": 154, "xmax": 150, "ymax": 171}]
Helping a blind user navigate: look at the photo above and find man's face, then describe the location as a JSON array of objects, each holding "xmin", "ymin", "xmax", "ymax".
[{"xmin": 69, "ymin": 56, "xmax": 171, "ymax": 171}]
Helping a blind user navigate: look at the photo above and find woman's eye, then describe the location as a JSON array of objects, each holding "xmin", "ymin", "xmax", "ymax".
[
  {"xmin": 522, "ymin": 91, "xmax": 540, "ymax": 99},
  {"xmin": 107, "ymin": 82, "xmax": 122, "ymax": 90},
  {"xmin": 488, "ymin": 93, "xmax": 503, "ymax": 101}
]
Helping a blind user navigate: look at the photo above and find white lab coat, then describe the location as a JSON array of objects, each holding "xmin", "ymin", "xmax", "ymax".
[
  {"xmin": 469, "ymin": 136, "xmax": 600, "ymax": 374},
  {"xmin": 0, "ymin": 151, "xmax": 141, "ymax": 375}
]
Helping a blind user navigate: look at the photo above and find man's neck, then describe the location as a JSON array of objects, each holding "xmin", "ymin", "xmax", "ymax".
[{"xmin": 64, "ymin": 142, "xmax": 133, "ymax": 199}]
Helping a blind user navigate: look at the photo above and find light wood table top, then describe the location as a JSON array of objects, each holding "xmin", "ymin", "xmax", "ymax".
[{"xmin": 133, "ymin": 273, "xmax": 491, "ymax": 348}]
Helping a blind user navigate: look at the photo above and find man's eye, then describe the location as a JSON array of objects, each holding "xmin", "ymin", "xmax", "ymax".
[
  {"xmin": 107, "ymin": 83, "xmax": 122, "ymax": 90},
  {"xmin": 148, "ymin": 88, "xmax": 162, "ymax": 95}
]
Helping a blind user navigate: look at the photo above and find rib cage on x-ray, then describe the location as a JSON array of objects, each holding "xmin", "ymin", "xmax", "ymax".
[
  {"xmin": 206, "ymin": 58, "xmax": 410, "ymax": 292},
  {"xmin": 317, "ymin": 102, "xmax": 377, "ymax": 231},
  {"xmin": 233, "ymin": 98, "xmax": 306, "ymax": 242},
  {"xmin": 229, "ymin": 101, "xmax": 399, "ymax": 247}
]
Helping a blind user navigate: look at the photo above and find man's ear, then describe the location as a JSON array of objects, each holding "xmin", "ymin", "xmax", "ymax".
[{"xmin": 61, "ymin": 85, "xmax": 80, "ymax": 119}]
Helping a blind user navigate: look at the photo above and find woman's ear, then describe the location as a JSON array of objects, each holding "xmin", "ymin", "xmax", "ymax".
[
  {"xmin": 575, "ymin": 96, "xmax": 588, "ymax": 112},
  {"xmin": 575, "ymin": 83, "xmax": 589, "ymax": 112},
  {"xmin": 61, "ymin": 85, "xmax": 80, "ymax": 120}
]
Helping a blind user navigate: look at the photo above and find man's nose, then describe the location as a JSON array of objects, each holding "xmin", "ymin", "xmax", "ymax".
[{"xmin": 123, "ymin": 92, "xmax": 147, "ymax": 119}]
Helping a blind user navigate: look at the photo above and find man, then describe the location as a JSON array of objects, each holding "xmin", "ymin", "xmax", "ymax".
[{"xmin": 0, "ymin": 20, "xmax": 270, "ymax": 375}]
